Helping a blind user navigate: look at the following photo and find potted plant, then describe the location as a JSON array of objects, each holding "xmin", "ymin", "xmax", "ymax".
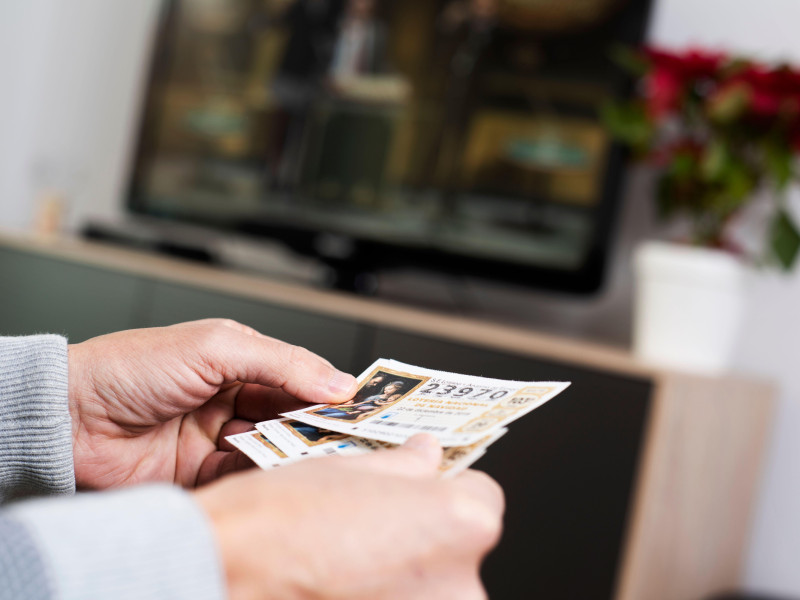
[{"xmin": 604, "ymin": 47, "xmax": 800, "ymax": 372}]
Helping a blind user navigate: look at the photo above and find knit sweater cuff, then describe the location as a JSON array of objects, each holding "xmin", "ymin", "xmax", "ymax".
[
  {"xmin": 7, "ymin": 484, "xmax": 227, "ymax": 600},
  {"xmin": 0, "ymin": 335, "xmax": 74, "ymax": 502}
]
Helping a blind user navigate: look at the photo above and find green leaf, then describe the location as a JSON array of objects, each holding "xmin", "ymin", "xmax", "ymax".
[
  {"xmin": 764, "ymin": 139, "xmax": 794, "ymax": 190},
  {"xmin": 771, "ymin": 210, "xmax": 800, "ymax": 270},
  {"xmin": 600, "ymin": 102, "xmax": 653, "ymax": 150},
  {"xmin": 669, "ymin": 152, "xmax": 697, "ymax": 181},
  {"xmin": 707, "ymin": 83, "xmax": 750, "ymax": 123},
  {"xmin": 608, "ymin": 44, "xmax": 649, "ymax": 76},
  {"xmin": 722, "ymin": 161, "xmax": 757, "ymax": 201},
  {"xmin": 701, "ymin": 140, "xmax": 728, "ymax": 182}
]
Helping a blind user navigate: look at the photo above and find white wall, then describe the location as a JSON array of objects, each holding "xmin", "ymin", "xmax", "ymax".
[
  {"xmin": 649, "ymin": 0, "xmax": 800, "ymax": 596},
  {"xmin": 0, "ymin": 1, "xmax": 57, "ymax": 229},
  {"xmin": 0, "ymin": 0, "xmax": 159, "ymax": 232},
  {"xmin": 2, "ymin": 0, "xmax": 800, "ymax": 595}
]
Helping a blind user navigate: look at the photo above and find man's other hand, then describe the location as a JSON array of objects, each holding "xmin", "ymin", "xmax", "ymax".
[{"xmin": 196, "ymin": 435, "xmax": 505, "ymax": 600}]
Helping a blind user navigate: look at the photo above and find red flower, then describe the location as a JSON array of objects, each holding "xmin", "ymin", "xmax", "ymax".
[
  {"xmin": 738, "ymin": 65, "xmax": 800, "ymax": 95},
  {"xmin": 641, "ymin": 47, "xmax": 728, "ymax": 120},
  {"xmin": 647, "ymin": 139, "xmax": 704, "ymax": 168},
  {"xmin": 751, "ymin": 88, "xmax": 787, "ymax": 117},
  {"xmin": 645, "ymin": 67, "xmax": 683, "ymax": 119},
  {"xmin": 644, "ymin": 47, "xmax": 727, "ymax": 81},
  {"xmin": 727, "ymin": 64, "xmax": 800, "ymax": 120}
]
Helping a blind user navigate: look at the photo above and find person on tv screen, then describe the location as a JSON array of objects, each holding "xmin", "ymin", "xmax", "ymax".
[{"xmin": 329, "ymin": 0, "xmax": 389, "ymax": 80}]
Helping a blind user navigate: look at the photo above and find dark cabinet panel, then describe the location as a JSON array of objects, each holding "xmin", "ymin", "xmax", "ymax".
[
  {"xmin": 145, "ymin": 282, "xmax": 363, "ymax": 371},
  {"xmin": 0, "ymin": 249, "xmax": 146, "ymax": 342},
  {"xmin": 370, "ymin": 328, "xmax": 653, "ymax": 600},
  {"xmin": 0, "ymin": 242, "xmax": 656, "ymax": 599}
]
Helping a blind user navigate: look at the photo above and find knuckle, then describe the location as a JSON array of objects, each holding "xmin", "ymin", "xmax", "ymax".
[
  {"xmin": 474, "ymin": 470, "xmax": 506, "ymax": 510},
  {"xmin": 474, "ymin": 510, "xmax": 503, "ymax": 549},
  {"xmin": 198, "ymin": 321, "xmax": 230, "ymax": 350},
  {"xmin": 191, "ymin": 321, "xmax": 242, "ymax": 372},
  {"xmin": 189, "ymin": 320, "xmax": 214, "ymax": 345},
  {"xmin": 215, "ymin": 318, "xmax": 242, "ymax": 331},
  {"xmin": 199, "ymin": 319, "xmax": 249, "ymax": 344},
  {"xmin": 483, "ymin": 513, "xmax": 504, "ymax": 547},
  {"xmin": 442, "ymin": 487, "xmax": 503, "ymax": 549},
  {"xmin": 194, "ymin": 317, "xmax": 237, "ymax": 329},
  {"xmin": 203, "ymin": 319, "xmax": 230, "ymax": 336},
  {"xmin": 286, "ymin": 343, "xmax": 315, "ymax": 369}
]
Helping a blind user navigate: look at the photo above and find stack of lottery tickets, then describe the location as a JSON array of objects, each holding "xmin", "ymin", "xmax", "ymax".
[{"xmin": 227, "ymin": 359, "xmax": 570, "ymax": 478}]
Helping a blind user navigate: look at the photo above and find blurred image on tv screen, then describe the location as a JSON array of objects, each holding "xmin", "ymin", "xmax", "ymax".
[{"xmin": 129, "ymin": 0, "xmax": 649, "ymax": 278}]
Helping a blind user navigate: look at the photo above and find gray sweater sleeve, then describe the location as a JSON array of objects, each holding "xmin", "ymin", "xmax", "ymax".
[
  {"xmin": 0, "ymin": 336, "xmax": 227, "ymax": 600},
  {"xmin": 0, "ymin": 335, "xmax": 74, "ymax": 502}
]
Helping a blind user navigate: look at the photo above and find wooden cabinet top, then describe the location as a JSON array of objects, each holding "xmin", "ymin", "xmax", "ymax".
[{"xmin": 0, "ymin": 231, "xmax": 756, "ymax": 383}]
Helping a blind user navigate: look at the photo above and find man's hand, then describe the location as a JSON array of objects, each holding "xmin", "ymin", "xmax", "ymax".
[
  {"xmin": 196, "ymin": 435, "xmax": 504, "ymax": 600},
  {"xmin": 68, "ymin": 319, "xmax": 357, "ymax": 490}
]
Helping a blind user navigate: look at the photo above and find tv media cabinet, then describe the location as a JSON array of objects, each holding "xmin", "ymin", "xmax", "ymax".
[{"xmin": 0, "ymin": 232, "xmax": 774, "ymax": 600}]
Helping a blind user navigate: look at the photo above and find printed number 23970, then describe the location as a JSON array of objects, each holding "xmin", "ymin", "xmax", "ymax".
[{"xmin": 418, "ymin": 383, "xmax": 508, "ymax": 400}]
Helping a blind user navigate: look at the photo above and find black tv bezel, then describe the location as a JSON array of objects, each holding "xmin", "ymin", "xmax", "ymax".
[{"xmin": 126, "ymin": 0, "xmax": 653, "ymax": 295}]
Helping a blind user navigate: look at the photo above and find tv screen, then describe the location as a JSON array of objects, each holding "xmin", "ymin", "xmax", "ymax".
[{"xmin": 127, "ymin": 0, "xmax": 653, "ymax": 293}]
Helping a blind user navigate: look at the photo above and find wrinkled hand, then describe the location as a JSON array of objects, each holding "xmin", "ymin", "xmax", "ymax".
[
  {"xmin": 197, "ymin": 435, "xmax": 505, "ymax": 600},
  {"xmin": 68, "ymin": 319, "xmax": 357, "ymax": 489}
]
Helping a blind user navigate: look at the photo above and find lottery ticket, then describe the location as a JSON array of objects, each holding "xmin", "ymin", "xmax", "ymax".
[
  {"xmin": 225, "ymin": 430, "xmax": 294, "ymax": 470},
  {"xmin": 437, "ymin": 429, "xmax": 507, "ymax": 478},
  {"xmin": 281, "ymin": 358, "xmax": 569, "ymax": 447},
  {"xmin": 255, "ymin": 418, "xmax": 379, "ymax": 459},
  {"xmin": 231, "ymin": 420, "xmax": 505, "ymax": 478},
  {"xmin": 227, "ymin": 427, "xmax": 384, "ymax": 470}
]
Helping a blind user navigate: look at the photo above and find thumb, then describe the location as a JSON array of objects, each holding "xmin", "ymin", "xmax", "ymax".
[
  {"xmin": 345, "ymin": 434, "xmax": 443, "ymax": 478},
  {"xmin": 194, "ymin": 321, "xmax": 357, "ymax": 404}
]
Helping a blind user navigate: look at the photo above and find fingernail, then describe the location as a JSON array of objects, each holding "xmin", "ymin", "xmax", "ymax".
[{"xmin": 328, "ymin": 371, "xmax": 357, "ymax": 395}]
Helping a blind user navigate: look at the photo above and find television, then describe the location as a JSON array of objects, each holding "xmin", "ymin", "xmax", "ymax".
[{"xmin": 125, "ymin": 0, "xmax": 653, "ymax": 293}]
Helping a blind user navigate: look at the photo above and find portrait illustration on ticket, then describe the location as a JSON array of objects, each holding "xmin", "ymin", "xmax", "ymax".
[
  {"xmin": 282, "ymin": 420, "xmax": 350, "ymax": 447},
  {"xmin": 306, "ymin": 367, "xmax": 429, "ymax": 424},
  {"xmin": 256, "ymin": 418, "xmax": 378, "ymax": 459}
]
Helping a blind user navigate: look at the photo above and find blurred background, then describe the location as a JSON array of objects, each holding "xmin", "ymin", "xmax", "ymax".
[{"xmin": 2, "ymin": 0, "xmax": 800, "ymax": 597}]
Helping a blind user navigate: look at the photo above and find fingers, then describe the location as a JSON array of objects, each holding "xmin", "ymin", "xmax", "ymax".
[
  {"xmin": 200, "ymin": 318, "xmax": 262, "ymax": 338},
  {"xmin": 449, "ymin": 470, "xmax": 506, "ymax": 552},
  {"xmin": 421, "ymin": 575, "xmax": 489, "ymax": 600},
  {"xmin": 452, "ymin": 469, "xmax": 506, "ymax": 518},
  {"xmin": 218, "ymin": 419, "xmax": 259, "ymax": 451},
  {"xmin": 343, "ymin": 434, "xmax": 443, "ymax": 479},
  {"xmin": 197, "ymin": 321, "xmax": 357, "ymax": 405},
  {"xmin": 210, "ymin": 319, "xmax": 337, "ymax": 371},
  {"xmin": 403, "ymin": 433, "xmax": 446, "ymax": 465},
  {"xmin": 233, "ymin": 383, "xmax": 315, "ymax": 422},
  {"xmin": 196, "ymin": 450, "xmax": 256, "ymax": 486}
]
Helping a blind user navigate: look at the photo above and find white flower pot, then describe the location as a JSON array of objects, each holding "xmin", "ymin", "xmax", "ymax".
[{"xmin": 633, "ymin": 241, "xmax": 747, "ymax": 374}]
